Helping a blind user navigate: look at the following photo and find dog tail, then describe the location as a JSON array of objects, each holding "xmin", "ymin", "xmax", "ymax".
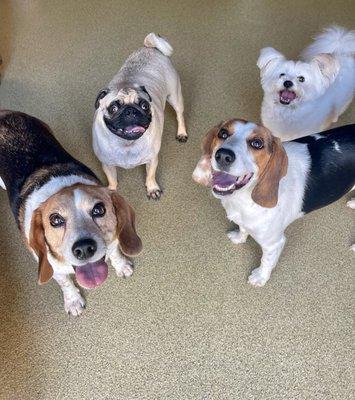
[
  {"xmin": 302, "ymin": 26, "xmax": 355, "ymax": 59},
  {"xmin": 144, "ymin": 33, "xmax": 173, "ymax": 57}
]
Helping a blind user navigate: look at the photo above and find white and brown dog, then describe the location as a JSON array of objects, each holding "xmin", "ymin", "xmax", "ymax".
[
  {"xmin": 93, "ymin": 33, "xmax": 188, "ymax": 199},
  {"xmin": 193, "ymin": 119, "xmax": 355, "ymax": 286},
  {"xmin": 0, "ymin": 111, "xmax": 142, "ymax": 315}
]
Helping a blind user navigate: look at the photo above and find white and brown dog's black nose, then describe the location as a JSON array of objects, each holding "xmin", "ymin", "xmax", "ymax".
[
  {"xmin": 215, "ymin": 148, "xmax": 236, "ymax": 169},
  {"xmin": 72, "ymin": 238, "xmax": 97, "ymax": 261}
]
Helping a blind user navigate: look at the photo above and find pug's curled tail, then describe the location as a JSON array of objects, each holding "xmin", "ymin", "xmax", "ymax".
[{"xmin": 144, "ymin": 33, "xmax": 173, "ymax": 57}]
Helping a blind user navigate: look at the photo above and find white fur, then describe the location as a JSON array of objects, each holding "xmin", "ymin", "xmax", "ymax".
[
  {"xmin": 144, "ymin": 33, "xmax": 173, "ymax": 57},
  {"xmin": 258, "ymin": 26, "xmax": 355, "ymax": 140},
  {"xmin": 0, "ymin": 177, "xmax": 5, "ymax": 190}
]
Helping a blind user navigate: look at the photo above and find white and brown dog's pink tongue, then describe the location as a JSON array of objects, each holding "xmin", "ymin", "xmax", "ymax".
[
  {"xmin": 75, "ymin": 258, "xmax": 108, "ymax": 289},
  {"xmin": 212, "ymin": 171, "xmax": 237, "ymax": 187},
  {"xmin": 124, "ymin": 125, "xmax": 146, "ymax": 134},
  {"xmin": 280, "ymin": 90, "xmax": 296, "ymax": 102}
]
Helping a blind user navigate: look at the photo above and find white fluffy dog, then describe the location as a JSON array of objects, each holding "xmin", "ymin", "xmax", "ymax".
[{"xmin": 257, "ymin": 26, "xmax": 355, "ymax": 141}]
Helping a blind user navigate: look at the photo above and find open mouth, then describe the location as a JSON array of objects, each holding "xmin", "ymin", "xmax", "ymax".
[
  {"xmin": 212, "ymin": 171, "xmax": 253, "ymax": 196},
  {"xmin": 73, "ymin": 257, "xmax": 108, "ymax": 289},
  {"xmin": 279, "ymin": 90, "xmax": 296, "ymax": 105}
]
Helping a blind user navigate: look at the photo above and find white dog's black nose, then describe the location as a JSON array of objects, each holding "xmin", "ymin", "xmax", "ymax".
[
  {"xmin": 72, "ymin": 238, "xmax": 97, "ymax": 260},
  {"xmin": 215, "ymin": 148, "xmax": 236, "ymax": 168},
  {"xmin": 283, "ymin": 80, "xmax": 293, "ymax": 89}
]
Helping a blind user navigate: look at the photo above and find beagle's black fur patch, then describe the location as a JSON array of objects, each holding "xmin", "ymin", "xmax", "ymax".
[{"xmin": 295, "ymin": 124, "xmax": 355, "ymax": 214}]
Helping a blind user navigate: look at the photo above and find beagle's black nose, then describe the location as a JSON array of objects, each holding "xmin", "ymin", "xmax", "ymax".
[
  {"xmin": 72, "ymin": 238, "xmax": 97, "ymax": 260},
  {"xmin": 283, "ymin": 80, "xmax": 293, "ymax": 88},
  {"xmin": 215, "ymin": 148, "xmax": 236, "ymax": 168}
]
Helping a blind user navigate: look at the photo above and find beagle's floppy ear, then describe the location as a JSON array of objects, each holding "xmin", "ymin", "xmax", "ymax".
[
  {"xmin": 311, "ymin": 53, "xmax": 340, "ymax": 86},
  {"xmin": 111, "ymin": 192, "xmax": 142, "ymax": 256},
  {"xmin": 29, "ymin": 209, "xmax": 53, "ymax": 285},
  {"xmin": 95, "ymin": 88, "xmax": 110, "ymax": 109},
  {"xmin": 251, "ymin": 136, "xmax": 288, "ymax": 208},
  {"xmin": 192, "ymin": 123, "xmax": 222, "ymax": 187}
]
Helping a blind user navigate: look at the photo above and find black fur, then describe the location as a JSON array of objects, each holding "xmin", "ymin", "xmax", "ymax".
[
  {"xmin": 0, "ymin": 111, "xmax": 99, "ymax": 224},
  {"xmin": 295, "ymin": 125, "xmax": 355, "ymax": 214},
  {"xmin": 95, "ymin": 88, "xmax": 109, "ymax": 109}
]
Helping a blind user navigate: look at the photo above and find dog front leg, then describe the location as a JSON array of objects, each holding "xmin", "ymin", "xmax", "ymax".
[
  {"xmin": 227, "ymin": 225, "xmax": 248, "ymax": 244},
  {"xmin": 145, "ymin": 156, "xmax": 162, "ymax": 200},
  {"xmin": 248, "ymin": 235, "xmax": 286, "ymax": 287},
  {"xmin": 53, "ymin": 273, "xmax": 85, "ymax": 316},
  {"xmin": 102, "ymin": 163, "xmax": 118, "ymax": 190},
  {"xmin": 108, "ymin": 241, "xmax": 134, "ymax": 278}
]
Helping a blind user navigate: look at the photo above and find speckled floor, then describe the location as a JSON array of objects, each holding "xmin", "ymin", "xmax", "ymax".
[{"xmin": 0, "ymin": 1, "xmax": 354, "ymax": 399}]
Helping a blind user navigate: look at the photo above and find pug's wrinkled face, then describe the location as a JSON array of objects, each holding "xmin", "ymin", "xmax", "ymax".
[
  {"xmin": 30, "ymin": 184, "xmax": 142, "ymax": 288},
  {"xmin": 95, "ymin": 86, "xmax": 152, "ymax": 141}
]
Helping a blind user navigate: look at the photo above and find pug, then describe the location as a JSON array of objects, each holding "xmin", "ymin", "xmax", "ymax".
[{"xmin": 93, "ymin": 33, "xmax": 188, "ymax": 200}]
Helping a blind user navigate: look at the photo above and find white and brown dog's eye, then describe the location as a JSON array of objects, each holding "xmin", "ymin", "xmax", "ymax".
[
  {"xmin": 218, "ymin": 129, "xmax": 229, "ymax": 140},
  {"xmin": 279, "ymin": 73, "xmax": 285, "ymax": 78},
  {"xmin": 91, "ymin": 202, "xmax": 106, "ymax": 218},
  {"xmin": 140, "ymin": 100, "xmax": 150, "ymax": 111},
  {"xmin": 249, "ymin": 138, "xmax": 264, "ymax": 149},
  {"xmin": 297, "ymin": 76, "xmax": 305, "ymax": 82},
  {"xmin": 108, "ymin": 103, "xmax": 120, "ymax": 114},
  {"xmin": 49, "ymin": 213, "xmax": 65, "ymax": 228}
]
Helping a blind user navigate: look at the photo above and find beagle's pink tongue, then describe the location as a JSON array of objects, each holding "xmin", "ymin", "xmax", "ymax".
[
  {"xmin": 212, "ymin": 171, "xmax": 237, "ymax": 187},
  {"xmin": 75, "ymin": 259, "xmax": 108, "ymax": 289},
  {"xmin": 124, "ymin": 125, "xmax": 146, "ymax": 134}
]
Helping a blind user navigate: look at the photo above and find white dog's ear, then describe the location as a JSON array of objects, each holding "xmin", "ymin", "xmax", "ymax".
[
  {"xmin": 311, "ymin": 53, "xmax": 340, "ymax": 85},
  {"xmin": 257, "ymin": 47, "xmax": 285, "ymax": 72},
  {"xmin": 95, "ymin": 88, "xmax": 110, "ymax": 109}
]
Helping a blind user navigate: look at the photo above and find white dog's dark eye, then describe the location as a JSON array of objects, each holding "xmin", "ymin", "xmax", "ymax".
[
  {"xmin": 92, "ymin": 202, "xmax": 106, "ymax": 218},
  {"xmin": 49, "ymin": 213, "xmax": 65, "ymax": 227},
  {"xmin": 140, "ymin": 100, "xmax": 149, "ymax": 111},
  {"xmin": 298, "ymin": 76, "xmax": 305, "ymax": 82},
  {"xmin": 218, "ymin": 129, "xmax": 229, "ymax": 140},
  {"xmin": 279, "ymin": 73, "xmax": 285, "ymax": 78},
  {"xmin": 249, "ymin": 138, "xmax": 264, "ymax": 149},
  {"xmin": 108, "ymin": 103, "xmax": 120, "ymax": 114}
]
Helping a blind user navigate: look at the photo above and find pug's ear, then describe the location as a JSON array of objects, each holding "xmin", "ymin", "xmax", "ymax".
[
  {"xmin": 311, "ymin": 53, "xmax": 340, "ymax": 86},
  {"xmin": 140, "ymin": 85, "xmax": 152, "ymax": 102},
  {"xmin": 29, "ymin": 209, "xmax": 53, "ymax": 285},
  {"xmin": 110, "ymin": 192, "xmax": 142, "ymax": 256},
  {"xmin": 95, "ymin": 88, "xmax": 110, "ymax": 109},
  {"xmin": 192, "ymin": 123, "xmax": 222, "ymax": 187},
  {"xmin": 257, "ymin": 47, "xmax": 285, "ymax": 76}
]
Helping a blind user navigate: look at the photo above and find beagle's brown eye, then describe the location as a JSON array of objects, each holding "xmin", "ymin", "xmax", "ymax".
[
  {"xmin": 92, "ymin": 202, "xmax": 106, "ymax": 218},
  {"xmin": 140, "ymin": 100, "xmax": 149, "ymax": 111},
  {"xmin": 108, "ymin": 102, "xmax": 120, "ymax": 114},
  {"xmin": 298, "ymin": 76, "xmax": 305, "ymax": 82},
  {"xmin": 49, "ymin": 213, "xmax": 65, "ymax": 227},
  {"xmin": 218, "ymin": 129, "xmax": 229, "ymax": 140},
  {"xmin": 279, "ymin": 73, "xmax": 285, "ymax": 78},
  {"xmin": 249, "ymin": 138, "xmax": 264, "ymax": 150}
]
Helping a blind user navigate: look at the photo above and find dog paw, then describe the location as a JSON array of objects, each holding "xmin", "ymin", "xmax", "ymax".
[
  {"xmin": 64, "ymin": 293, "xmax": 86, "ymax": 316},
  {"xmin": 146, "ymin": 186, "xmax": 163, "ymax": 200},
  {"xmin": 114, "ymin": 260, "xmax": 134, "ymax": 278},
  {"xmin": 248, "ymin": 267, "xmax": 270, "ymax": 287},
  {"xmin": 227, "ymin": 229, "xmax": 248, "ymax": 244},
  {"xmin": 347, "ymin": 198, "xmax": 355, "ymax": 209},
  {"xmin": 176, "ymin": 133, "xmax": 188, "ymax": 143}
]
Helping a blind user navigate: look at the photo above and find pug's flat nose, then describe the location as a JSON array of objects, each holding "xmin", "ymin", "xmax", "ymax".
[
  {"xmin": 215, "ymin": 148, "xmax": 236, "ymax": 168},
  {"xmin": 72, "ymin": 238, "xmax": 97, "ymax": 260},
  {"xmin": 283, "ymin": 80, "xmax": 293, "ymax": 88},
  {"xmin": 124, "ymin": 107, "xmax": 137, "ymax": 117}
]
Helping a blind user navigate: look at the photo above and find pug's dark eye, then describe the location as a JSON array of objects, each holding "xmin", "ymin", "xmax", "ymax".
[
  {"xmin": 92, "ymin": 202, "xmax": 106, "ymax": 218},
  {"xmin": 49, "ymin": 213, "xmax": 65, "ymax": 227},
  {"xmin": 218, "ymin": 129, "xmax": 229, "ymax": 140},
  {"xmin": 108, "ymin": 102, "xmax": 120, "ymax": 114},
  {"xmin": 279, "ymin": 73, "xmax": 285, "ymax": 78},
  {"xmin": 140, "ymin": 100, "xmax": 149, "ymax": 111},
  {"xmin": 249, "ymin": 138, "xmax": 264, "ymax": 149},
  {"xmin": 298, "ymin": 76, "xmax": 305, "ymax": 82}
]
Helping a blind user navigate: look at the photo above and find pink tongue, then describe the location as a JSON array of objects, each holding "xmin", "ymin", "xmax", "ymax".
[
  {"xmin": 280, "ymin": 90, "xmax": 296, "ymax": 100},
  {"xmin": 212, "ymin": 171, "xmax": 237, "ymax": 187},
  {"xmin": 124, "ymin": 125, "xmax": 146, "ymax": 134},
  {"xmin": 75, "ymin": 259, "xmax": 108, "ymax": 289}
]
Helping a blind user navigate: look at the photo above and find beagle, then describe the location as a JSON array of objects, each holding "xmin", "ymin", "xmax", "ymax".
[
  {"xmin": 0, "ymin": 111, "xmax": 142, "ymax": 315},
  {"xmin": 193, "ymin": 120, "xmax": 355, "ymax": 286}
]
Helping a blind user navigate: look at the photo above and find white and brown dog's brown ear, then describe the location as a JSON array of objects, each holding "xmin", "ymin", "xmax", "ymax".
[
  {"xmin": 311, "ymin": 53, "xmax": 340, "ymax": 86},
  {"xmin": 29, "ymin": 209, "xmax": 53, "ymax": 285},
  {"xmin": 110, "ymin": 192, "xmax": 142, "ymax": 256},
  {"xmin": 192, "ymin": 123, "xmax": 223, "ymax": 186},
  {"xmin": 251, "ymin": 128, "xmax": 288, "ymax": 208}
]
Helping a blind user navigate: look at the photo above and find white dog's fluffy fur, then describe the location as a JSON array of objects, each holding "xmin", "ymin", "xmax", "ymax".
[{"xmin": 258, "ymin": 26, "xmax": 355, "ymax": 141}]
